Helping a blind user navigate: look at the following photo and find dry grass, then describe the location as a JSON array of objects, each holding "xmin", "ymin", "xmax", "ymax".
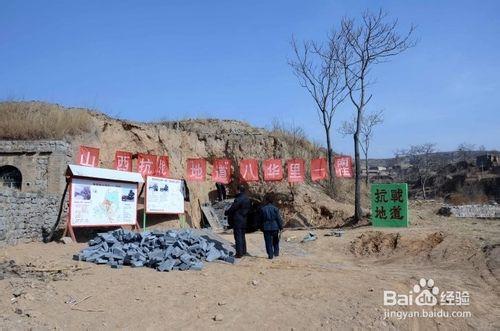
[
  {"xmin": 446, "ymin": 193, "xmax": 489, "ymax": 205},
  {"xmin": 268, "ymin": 119, "xmax": 353, "ymax": 200},
  {"xmin": 269, "ymin": 119, "xmax": 324, "ymax": 159},
  {"xmin": 0, "ymin": 101, "xmax": 95, "ymax": 140}
]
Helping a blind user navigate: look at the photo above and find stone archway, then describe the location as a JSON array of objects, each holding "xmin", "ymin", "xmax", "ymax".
[{"xmin": 0, "ymin": 165, "xmax": 22, "ymax": 190}]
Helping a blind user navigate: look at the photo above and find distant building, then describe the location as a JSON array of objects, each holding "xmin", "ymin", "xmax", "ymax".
[
  {"xmin": 476, "ymin": 153, "xmax": 500, "ymax": 170},
  {"xmin": 361, "ymin": 165, "xmax": 391, "ymax": 180}
]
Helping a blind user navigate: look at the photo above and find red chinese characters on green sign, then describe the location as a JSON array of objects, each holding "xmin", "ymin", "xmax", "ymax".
[{"xmin": 371, "ymin": 183, "xmax": 409, "ymax": 227}]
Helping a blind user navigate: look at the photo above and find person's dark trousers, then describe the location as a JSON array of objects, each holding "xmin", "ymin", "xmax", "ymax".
[
  {"xmin": 216, "ymin": 183, "xmax": 226, "ymax": 201},
  {"xmin": 263, "ymin": 230, "xmax": 280, "ymax": 259},
  {"xmin": 233, "ymin": 227, "xmax": 247, "ymax": 257},
  {"xmin": 221, "ymin": 185, "xmax": 226, "ymax": 200}
]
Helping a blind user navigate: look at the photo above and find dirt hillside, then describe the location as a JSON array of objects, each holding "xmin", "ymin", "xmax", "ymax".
[
  {"xmin": 60, "ymin": 104, "xmax": 356, "ymax": 228},
  {"xmin": 1, "ymin": 101, "xmax": 357, "ymax": 228}
]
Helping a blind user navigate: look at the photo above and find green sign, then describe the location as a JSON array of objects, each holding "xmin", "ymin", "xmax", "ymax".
[{"xmin": 371, "ymin": 183, "xmax": 409, "ymax": 227}]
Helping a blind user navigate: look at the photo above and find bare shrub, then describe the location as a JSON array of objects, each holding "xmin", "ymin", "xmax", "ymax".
[
  {"xmin": 269, "ymin": 119, "xmax": 320, "ymax": 159},
  {"xmin": 0, "ymin": 101, "xmax": 95, "ymax": 140}
]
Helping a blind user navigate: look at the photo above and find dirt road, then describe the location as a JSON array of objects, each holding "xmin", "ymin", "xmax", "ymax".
[{"xmin": 1, "ymin": 202, "xmax": 499, "ymax": 330}]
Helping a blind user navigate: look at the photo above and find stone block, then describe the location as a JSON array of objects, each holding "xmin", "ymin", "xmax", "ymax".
[
  {"xmin": 131, "ymin": 260, "xmax": 144, "ymax": 268},
  {"xmin": 206, "ymin": 248, "xmax": 222, "ymax": 262},
  {"xmin": 157, "ymin": 260, "xmax": 175, "ymax": 272},
  {"xmin": 190, "ymin": 261, "xmax": 203, "ymax": 271},
  {"xmin": 178, "ymin": 263, "xmax": 189, "ymax": 271}
]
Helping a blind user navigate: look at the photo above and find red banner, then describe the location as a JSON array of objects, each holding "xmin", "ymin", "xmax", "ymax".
[
  {"xmin": 77, "ymin": 146, "xmax": 100, "ymax": 167},
  {"xmin": 334, "ymin": 156, "xmax": 354, "ymax": 178},
  {"xmin": 287, "ymin": 159, "xmax": 305, "ymax": 183},
  {"xmin": 239, "ymin": 159, "xmax": 259, "ymax": 182},
  {"xmin": 212, "ymin": 159, "xmax": 232, "ymax": 184},
  {"xmin": 186, "ymin": 158, "xmax": 206, "ymax": 181},
  {"xmin": 156, "ymin": 155, "xmax": 170, "ymax": 178},
  {"xmin": 137, "ymin": 153, "xmax": 157, "ymax": 177},
  {"xmin": 263, "ymin": 159, "xmax": 283, "ymax": 181},
  {"xmin": 114, "ymin": 151, "xmax": 132, "ymax": 172},
  {"xmin": 311, "ymin": 158, "xmax": 328, "ymax": 181}
]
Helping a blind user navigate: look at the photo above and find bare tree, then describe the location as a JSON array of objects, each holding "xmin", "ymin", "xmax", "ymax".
[
  {"xmin": 401, "ymin": 143, "xmax": 439, "ymax": 199},
  {"xmin": 340, "ymin": 110, "xmax": 384, "ymax": 185},
  {"xmin": 289, "ymin": 37, "xmax": 347, "ymax": 190},
  {"xmin": 457, "ymin": 142, "xmax": 476, "ymax": 162},
  {"xmin": 335, "ymin": 9, "xmax": 416, "ymax": 221}
]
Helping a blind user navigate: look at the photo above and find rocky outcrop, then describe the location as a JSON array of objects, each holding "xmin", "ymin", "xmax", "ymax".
[{"xmin": 72, "ymin": 111, "xmax": 354, "ymax": 228}]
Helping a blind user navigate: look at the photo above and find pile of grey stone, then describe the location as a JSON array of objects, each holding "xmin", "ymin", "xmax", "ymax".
[
  {"xmin": 211, "ymin": 200, "xmax": 234, "ymax": 228},
  {"xmin": 74, "ymin": 229, "xmax": 235, "ymax": 271},
  {"xmin": 438, "ymin": 204, "xmax": 500, "ymax": 218}
]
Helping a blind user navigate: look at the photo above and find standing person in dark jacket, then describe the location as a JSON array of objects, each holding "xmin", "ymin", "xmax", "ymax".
[
  {"xmin": 260, "ymin": 193, "xmax": 283, "ymax": 259},
  {"xmin": 215, "ymin": 182, "xmax": 226, "ymax": 201},
  {"xmin": 224, "ymin": 185, "xmax": 251, "ymax": 258}
]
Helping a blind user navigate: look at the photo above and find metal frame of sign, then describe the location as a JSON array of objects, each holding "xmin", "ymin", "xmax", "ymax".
[{"xmin": 63, "ymin": 165, "xmax": 144, "ymax": 242}]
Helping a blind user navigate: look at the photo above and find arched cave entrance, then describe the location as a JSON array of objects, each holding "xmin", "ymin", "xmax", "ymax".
[{"xmin": 0, "ymin": 165, "xmax": 22, "ymax": 190}]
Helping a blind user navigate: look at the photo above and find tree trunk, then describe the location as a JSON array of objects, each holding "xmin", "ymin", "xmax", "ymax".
[
  {"xmin": 365, "ymin": 154, "xmax": 369, "ymax": 187},
  {"xmin": 325, "ymin": 129, "xmax": 334, "ymax": 190},
  {"xmin": 322, "ymin": 112, "xmax": 335, "ymax": 194},
  {"xmin": 354, "ymin": 116, "xmax": 362, "ymax": 221},
  {"xmin": 421, "ymin": 178, "xmax": 427, "ymax": 200},
  {"xmin": 353, "ymin": 76, "xmax": 365, "ymax": 222}
]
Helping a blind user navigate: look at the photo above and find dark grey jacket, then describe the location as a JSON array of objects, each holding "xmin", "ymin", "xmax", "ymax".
[
  {"xmin": 224, "ymin": 192, "xmax": 251, "ymax": 229},
  {"xmin": 260, "ymin": 203, "xmax": 283, "ymax": 231}
]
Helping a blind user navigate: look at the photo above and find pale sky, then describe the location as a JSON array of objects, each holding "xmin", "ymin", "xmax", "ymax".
[{"xmin": 1, "ymin": 0, "xmax": 499, "ymax": 157}]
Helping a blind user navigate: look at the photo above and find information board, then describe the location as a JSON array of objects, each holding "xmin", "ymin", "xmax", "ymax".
[
  {"xmin": 371, "ymin": 183, "xmax": 409, "ymax": 227},
  {"xmin": 70, "ymin": 178, "xmax": 138, "ymax": 226},
  {"xmin": 145, "ymin": 176, "xmax": 185, "ymax": 214}
]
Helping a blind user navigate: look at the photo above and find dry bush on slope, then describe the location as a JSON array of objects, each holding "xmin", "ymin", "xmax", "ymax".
[
  {"xmin": 0, "ymin": 101, "xmax": 95, "ymax": 140},
  {"xmin": 269, "ymin": 119, "xmax": 323, "ymax": 159}
]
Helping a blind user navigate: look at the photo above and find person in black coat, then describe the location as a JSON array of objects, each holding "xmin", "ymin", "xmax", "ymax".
[
  {"xmin": 259, "ymin": 193, "xmax": 283, "ymax": 259},
  {"xmin": 215, "ymin": 182, "xmax": 227, "ymax": 201},
  {"xmin": 224, "ymin": 185, "xmax": 251, "ymax": 258}
]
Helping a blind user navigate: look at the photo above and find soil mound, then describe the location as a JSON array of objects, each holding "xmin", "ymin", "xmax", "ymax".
[
  {"xmin": 349, "ymin": 231, "xmax": 445, "ymax": 258},
  {"xmin": 402, "ymin": 231, "xmax": 445, "ymax": 256},
  {"xmin": 349, "ymin": 231, "xmax": 400, "ymax": 256},
  {"xmin": 483, "ymin": 244, "xmax": 500, "ymax": 281}
]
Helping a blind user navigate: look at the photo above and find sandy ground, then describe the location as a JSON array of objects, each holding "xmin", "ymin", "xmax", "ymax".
[{"xmin": 1, "ymin": 201, "xmax": 499, "ymax": 330}]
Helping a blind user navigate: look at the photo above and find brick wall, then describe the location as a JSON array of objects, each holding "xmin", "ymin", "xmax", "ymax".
[
  {"xmin": 0, "ymin": 189, "xmax": 66, "ymax": 245},
  {"xmin": 0, "ymin": 140, "xmax": 71, "ymax": 245},
  {"xmin": 0, "ymin": 140, "xmax": 71, "ymax": 193}
]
